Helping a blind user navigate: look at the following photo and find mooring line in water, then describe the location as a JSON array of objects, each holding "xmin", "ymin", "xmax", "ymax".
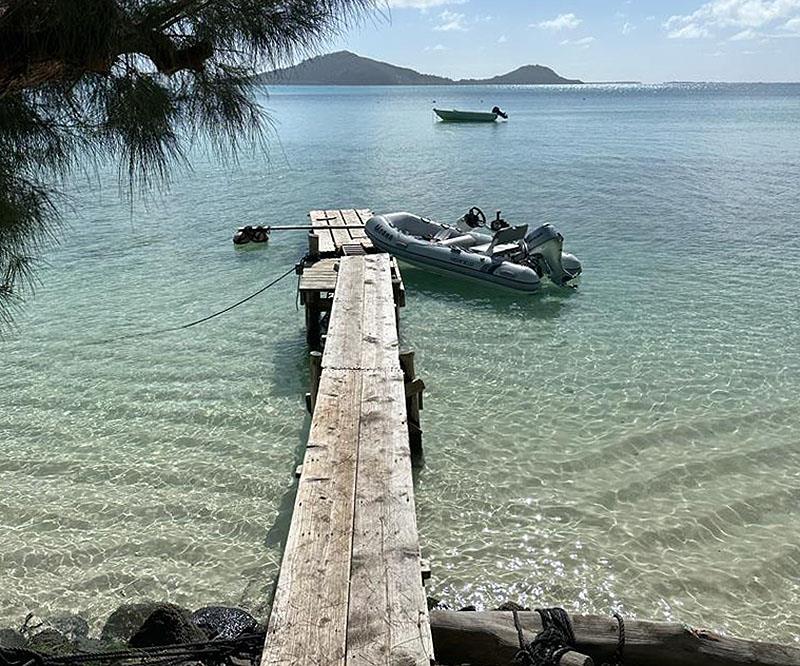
[{"xmin": 86, "ymin": 263, "xmax": 298, "ymax": 346}]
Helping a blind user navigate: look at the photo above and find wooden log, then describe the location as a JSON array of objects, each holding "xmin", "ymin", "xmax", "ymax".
[
  {"xmin": 429, "ymin": 611, "xmax": 800, "ymax": 666},
  {"xmin": 557, "ymin": 652, "xmax": 593, "ymax": 666}
]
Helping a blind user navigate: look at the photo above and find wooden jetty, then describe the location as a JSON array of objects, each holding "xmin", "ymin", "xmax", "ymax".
[
  {"xmin": 262, "ymin": 210, "xmax": 432, "ymax": 665},
  {"xmin": 260, "ymin": 209, "xmax": 800, "ymax": 666}
]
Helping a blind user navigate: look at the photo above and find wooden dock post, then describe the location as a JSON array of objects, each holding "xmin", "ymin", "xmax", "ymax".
[
  {"xmin": 303, "ymin": 292, "xmax": 321, "ymax": 349},
  {"xmin": 308, "ymin": 230, "xmax": 320, "ymax": 258},
  {"xmin": 305, "ymin": 350, "xmax": 323, "ymax": 414},
  {"xmin": 400, "ymin": 349, "xmax": 424, "ymax": 455}
]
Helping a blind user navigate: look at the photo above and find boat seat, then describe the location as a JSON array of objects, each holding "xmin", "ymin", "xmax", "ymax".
[
  {"xmin": 471, "ymin": 242, "xmax": 521, "ymax": 256},
  {"xmin": 433, "ymin": 226, "xmax": 454, "ymax": 242},
  {"xmin": 472, "ymin": 225, "xmax": 529, "ymax": 256},
  {"xmin": 440, "ymin": 234, "xmax": 480, "ymax": 248}
]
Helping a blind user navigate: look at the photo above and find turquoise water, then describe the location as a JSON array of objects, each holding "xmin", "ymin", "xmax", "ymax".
[{"xmin": 2, "ymin": 84, "xmax": 799, "ymax": 642}]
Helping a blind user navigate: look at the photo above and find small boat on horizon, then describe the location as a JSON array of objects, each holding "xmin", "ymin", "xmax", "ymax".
[
  {"xmin": 433, "ymin": 106, "xmax": 509, "ymax": 122},
  {"xmin": 364, "ymin": 207, "xmax": 580, "ymax": 293}
]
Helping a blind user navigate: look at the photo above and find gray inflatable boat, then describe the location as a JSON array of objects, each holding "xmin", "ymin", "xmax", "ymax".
[{"xmin": 364, "ymin": 207, "xmax": 581, "ymax": 293}]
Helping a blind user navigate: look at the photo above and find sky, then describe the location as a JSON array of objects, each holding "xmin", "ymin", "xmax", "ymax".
[{"xmin": 326, "ymin": 0, "xmax": 800, "ymax": 82}]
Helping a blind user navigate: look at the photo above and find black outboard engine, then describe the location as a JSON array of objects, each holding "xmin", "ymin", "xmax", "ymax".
[
  {"xmin": 252, "ymin": 225, "xmax": 269, "ymax": 243},
  {"xmin": 233, "ymin": 225, "xmax": 254, "ymax": 245},
  {"xmin": 492, "ymin": 106, "xmax": 509, "ymax": 119}
]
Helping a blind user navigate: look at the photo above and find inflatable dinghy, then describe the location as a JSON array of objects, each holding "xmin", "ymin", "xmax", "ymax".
[{"xmin": 364, "ymin": 207, "xmax": 581, "ymax": 293}]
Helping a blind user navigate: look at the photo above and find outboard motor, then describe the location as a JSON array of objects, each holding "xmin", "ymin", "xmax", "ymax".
[
  {"xmin": 252, "ymin": 225, "xmax": 269, "ymax": 243},
  {"xmin": 492, "ymin": 106, "xmax": 509, "ymax": 119},
  {"xmin": 525, "ymin": 224, "xmax": 582, "ymax": 287},
  {"xmin": 233, "ymin": 225, "xmax": 254, "ymax": 245}
]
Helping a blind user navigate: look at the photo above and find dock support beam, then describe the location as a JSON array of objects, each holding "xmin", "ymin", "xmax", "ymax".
[
  {"xmin": 400, "ymin": 349, "xmax": 424, "ymax": 455},
  {"xmin": 304, "ymin": 292, "xmax": 321, "ymax": 349}
]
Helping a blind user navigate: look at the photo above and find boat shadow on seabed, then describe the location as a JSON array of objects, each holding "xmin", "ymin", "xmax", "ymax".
[{"xmin": 398, "ymin": 263, "xmax": 578, "ymax": 320}]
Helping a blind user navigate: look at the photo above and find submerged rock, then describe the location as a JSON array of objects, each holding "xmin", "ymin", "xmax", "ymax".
[
  {"xmin": 190, "ymin": 606, "xmax": 259, "ymax": 640},
  {"xmin": 27, "ymin": 629, "xmax": 72, "ymax": 656},
  {"xmin": 101, "ymin": 602, "xmax": 190, "ymax": 643},
  {"xmin": 495, "ymin": 601, "xmax": 530, "ymax": 612},
  {"xmin": 129, "ymin": 606, "xmax": 207, "ymax": 648},
  {"xmin": 0, "ymin": 628, "xmax": 27, "ymax": 649},
  {"xmin": 426, "ymin": 597, "xmax": 450, "ymax": 611},
  {"xmin": 43, "ymin": 615, "xmax": 89, "ymax": 642}
]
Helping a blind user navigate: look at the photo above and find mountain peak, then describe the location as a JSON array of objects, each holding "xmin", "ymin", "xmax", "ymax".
[{"xmin": 255, "ymin": 52, "xmax": 582, "ymax": 86}]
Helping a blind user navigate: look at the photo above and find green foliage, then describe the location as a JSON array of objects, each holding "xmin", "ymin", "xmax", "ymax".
[{"xmin": 0, "ymin": 0, "xmax": 371, "ymax": 328}]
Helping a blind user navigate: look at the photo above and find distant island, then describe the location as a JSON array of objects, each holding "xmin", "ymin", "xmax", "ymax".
[{"xmin": 255, "ymin": 51, "xmax": 583, "ymax": 86}]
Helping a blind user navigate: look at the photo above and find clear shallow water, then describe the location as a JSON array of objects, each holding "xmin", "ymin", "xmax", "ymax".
[{"xmin": 2, "ymin": 83, "xmax": 799, "ymax": 641}]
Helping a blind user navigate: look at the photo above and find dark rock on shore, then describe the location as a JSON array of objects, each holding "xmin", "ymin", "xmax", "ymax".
[
  {"xmin": 129, "ymin": 607, "xmax": 207, "ymax": 648},
  {"xmin": 101, "ymin": 602, "xmax": 190, "ymax": 643},
  {"xmin": 0, "ymin": 628, "xmax": 27, "ymax": 648},
  {"xmin": 27, "ymin": 629, "xmax": 72, "ymax": 656},
  {"xmin": 426, "ymin": 597, "xmax": 450, "ymax": 611},
  {"xmin": 43, "ymin": 615, "xmax": 89, "ymax": 641},
  {"xmin": 190, "ymin": 606, "xmax": 258, "ymax": 640}
]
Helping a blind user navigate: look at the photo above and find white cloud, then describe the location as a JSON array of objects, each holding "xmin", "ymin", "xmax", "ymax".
[
  {"xmin": 622, "ymin": 21, "xmax": 635, "ymax": 35},
  {"xmin": 560, "ymin": 36, "xmax": 596, "ymax": 47},
  {"xmin": 425, "ymin": 44, "xmax": 448, "ymax": 51},
  {"xmin": 534, "ymin": 13, "xmax": 582, "ymax": 31},
  {"xmin": 665, "ymin": 0, "xmax": 800, "ymax": 39},
  {"xmin": 388, "ymin": 0, "xmax": 466, "ymax": 7},
  {"xmin": 730, "ymin": 28, "xmax": 758, "ymax": 39},
  {"xmin": 785, "ymin": 16, "xmax": 800, "ymax": 29},
  {"xmin": 434, "ymin": 9, "xmax": 468, "ymax": 31},
  {"xmin": 497, "ymin": 34, "xmax": 508, "ymax": 43},
  {"xmin": 667, "ymin": 22, "xmax": 711, "ymax": 38}
]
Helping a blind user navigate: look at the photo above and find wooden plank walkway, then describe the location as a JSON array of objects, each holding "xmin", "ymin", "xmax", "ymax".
[
  {"xmin": 309, "ymin": 208, "xmax": 374, "ymax": 256},
  {"xmin": 263, "ymin": 253, "xmax": 433, "ymax": 666}
]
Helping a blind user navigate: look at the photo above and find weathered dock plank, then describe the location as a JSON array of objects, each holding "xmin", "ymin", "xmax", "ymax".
[
  {"xmin": 347, "ymin": 368, "xmax": 433, "ymax": 664},
  {"xmin": 323, "ymin": 254, "xmax": 399, "ymax": 372},
  {"xmin": 309, "ymin": 209, "xmax": 338, "ymax": 255},
  {"xmin": 265, "ymin": 254, "xmax": 431, "ymax": 665},
  {"xmin": 309, "ymin": 208, "xmax": 375, "ymax": 256},
  {"xmin": 263, "ymin": 369, "xmax": 362, "ymax": 666}
]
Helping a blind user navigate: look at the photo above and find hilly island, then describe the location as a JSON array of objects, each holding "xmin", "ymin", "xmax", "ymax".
[{"xmin": 256, "ymin": 50, "xmax": 583, "ymax": 86}]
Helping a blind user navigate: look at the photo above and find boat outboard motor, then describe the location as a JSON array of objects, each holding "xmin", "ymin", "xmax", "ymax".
[
  {"xmin": 233, "ymin": 225, "xmax": 254, "ymax": 245},
  {"xmin": 252, "ymin": 225, "xmax": 269, "ymax": 243},
  {"xmin": 525, "ymin": 224, "xmax": 582, "ymax": 286},
  {"xmin": 492, "ymin": 106, "xmax": 509, "ymax": 119}
]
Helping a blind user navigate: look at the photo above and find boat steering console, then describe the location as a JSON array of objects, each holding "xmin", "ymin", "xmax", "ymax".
[
  {"xmin": 461, "ymin": 206, "xmax": 510, "ymax": 232},
  {"xmin": 462, "ymin": 206, "xmax": 486, "ymax": 228}
]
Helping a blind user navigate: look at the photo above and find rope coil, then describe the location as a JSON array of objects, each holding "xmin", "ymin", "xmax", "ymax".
[
  {"xmin": 512, "ymin": 607, "xmax": 577, "ymax": 666},
  {"xmin": 1, "ymin": 633, "xmax": 265, "ymax": 666}
]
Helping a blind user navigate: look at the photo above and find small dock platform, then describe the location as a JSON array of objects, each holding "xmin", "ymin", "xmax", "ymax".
[{"xmin": 263, "ymin": 210, "xmax": 431, "ymax": 665}]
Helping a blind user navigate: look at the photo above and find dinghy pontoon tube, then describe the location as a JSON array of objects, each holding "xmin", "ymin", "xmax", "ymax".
[{"xmin": 364, "ymin": 208, "xmax": 581, "ymax": 293}]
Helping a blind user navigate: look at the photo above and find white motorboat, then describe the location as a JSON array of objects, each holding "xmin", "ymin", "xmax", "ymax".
[{"xmin": 364, "ymin": 207, "xmax": 581, "ymax": 293}]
